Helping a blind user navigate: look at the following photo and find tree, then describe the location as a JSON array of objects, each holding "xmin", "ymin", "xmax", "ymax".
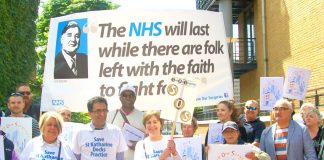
[
  {"xmin": 35, "ymin": 0, "xmax": 118, "ymax": 122},
  {"xmin": 0, "ymin": 0, "xmax": 40, "ymax": 109}
]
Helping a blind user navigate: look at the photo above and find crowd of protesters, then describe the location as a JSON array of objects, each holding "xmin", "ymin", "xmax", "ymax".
[{"xmin": 1, "ymin": 84, "xmax": 324, "ymax": 160}]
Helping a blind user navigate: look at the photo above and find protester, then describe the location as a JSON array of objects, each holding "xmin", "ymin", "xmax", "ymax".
[
  {"xmin": 0, "ymin": 117, "xmax": 18, "ymax": 160},
  {"xmin": 300, "ymin": 102, "xmax": 316, "ymax": 123},
  {"xmin": 20, "ymin": 111, "xmax": 76, "ymax": 159},
  {"xmin": 6, "ymin": 92, "xmax": 40, "ymax": 138},
  {"xmin": 304, "ymin": 108, "xmax": 324, "ymax": 158},
  {"xmin": 5, "ymin": 84, "xmax": 41, "ymax": 121},
  {"xmin": 57, "ymin": 106, "xmax": 72, "ymax": 122},
  {"xmin": 205, "ymin": 100, "xmax": 246, "ymax": 145},
  {"xmin": 134, "ymin": 110, "xmax": 181, "ymax": 160},
  {"xmin": 217, "ymin": 121, "xmax": 271, "ymax": 160},
  {"xmin": 107, "ymin": 85, "xmax": 145, "ymax": 160},
  {"xmin": 1, "ymin": 130, "xmax": 18, "ymax": 160},
  {"xmin": 72, "ymin": 96, "xmax": 127, "ymax": 160},
  {"xmin": 181, "ymin": 117, "xmax": 206, "ymax": 160},
  {"xmin": 239, "ymin": 100, "xmax": 265, "ymax": 147},
  {"xmin": 260, "ymin": 99, "xmax": 317, "ymax": 160}
]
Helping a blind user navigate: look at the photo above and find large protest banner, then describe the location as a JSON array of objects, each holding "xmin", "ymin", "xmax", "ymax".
[{"xmin": 41, "ymin": 10, "xmax": 233, "ymax": 112}]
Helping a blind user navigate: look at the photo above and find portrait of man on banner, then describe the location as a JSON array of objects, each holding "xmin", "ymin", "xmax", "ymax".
[{"xmin": 54, "ymin": 19, "xmax": 88, "ymax": 79}]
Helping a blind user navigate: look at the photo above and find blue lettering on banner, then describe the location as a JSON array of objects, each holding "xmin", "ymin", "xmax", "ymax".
[
  {"xmin": 196, "ymin": 95, "xmax": 224, "ymax": 101},
  {"xmin": 52, "ymin": 99, "xmax": 64, "ymax": 106},
  {"xmin": 129, "ymin": 22, "xmax": 162, "ymax": 37}
]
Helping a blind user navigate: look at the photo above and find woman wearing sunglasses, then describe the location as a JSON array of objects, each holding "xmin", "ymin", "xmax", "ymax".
[{"xmin": 239, "ymin": 100, "xmax": 266, "ymax": 147}]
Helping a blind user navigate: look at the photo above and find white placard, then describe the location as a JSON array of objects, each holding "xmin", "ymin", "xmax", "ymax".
[
  {"xmin": 174, "ymin": 136, "xmax": 203, "ymax": 160},
  {"xmin": 283, "ymin": 66, "xmax": 311, "ymax": 100},
  {"xmin": 260, "ymin": 77, "xmax": 284, "ymax": 110},
  {"xmin": 60, "ymin": 122, "xmax": 85, "ymax": 143},
  {"xmin": 0, "ymin": 117, "xmax": 32, "ymax": 157},
  {"xmin": 160, "ymin": 77, "xmax": 200, "ymax": 124},
  {"xmin": 121, "ymin": 123, "xmax": 145, "ymax": 143},
  {"xmin": 41, "ymin": 10, "xmax": 233, "ymax": 112},
  {"xmin": 208, "ymin": 144, "xmax": 252, "ymax": 160},
  {"xmin": 0, "ymin": 135, "xmax": 4, "ymax": 160},
  {"xmin": 207, "ymin": 123, "xmax": 224, "ymax": 144}
]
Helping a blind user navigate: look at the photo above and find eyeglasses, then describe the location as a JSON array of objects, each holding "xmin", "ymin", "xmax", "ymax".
[
  {"xmin": 92, "ymin": 109, "xmax": 108, "ymax": 114},
  {"xmin": 18, "ymin": 91, "xmax": 31, "ymax": 95},
  {"xmin": 121, "ymin": 94, "xmax": 135, "ymax": 99},
  {"xmin": 245, "ymin": 106, "xmax": 257, "ymax": 110},
  {"xmin": 273, "ymin": 107, "xmax": 290, "ymax": 111},
  {"xmin": 10, "ymin": 92, "xmax": 23, "ymax": 96}
]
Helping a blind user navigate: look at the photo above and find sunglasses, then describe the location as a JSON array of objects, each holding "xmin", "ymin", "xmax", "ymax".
[
  {"xmin": 18, "ymin": 91, "xmax": 31, "ymax": 95},
  {"xmin": 10, "ymin": 92, "xmax": 23, "ymax": 96},
  {"xmin": 245, "ymin": 106, "xmax": 257, "ymax": 110}
]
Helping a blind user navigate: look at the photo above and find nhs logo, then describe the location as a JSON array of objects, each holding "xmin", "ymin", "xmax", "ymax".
[{"xmin": 52, "ymin": 99, "xmax": 64, "ymax": 106}]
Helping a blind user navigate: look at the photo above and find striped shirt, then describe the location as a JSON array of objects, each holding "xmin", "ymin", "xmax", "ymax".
[{"xmin": 274, "ymin": 127, "xmax": 288, "ymax": 160}]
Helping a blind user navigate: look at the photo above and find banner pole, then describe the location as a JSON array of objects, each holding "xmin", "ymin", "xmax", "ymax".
[{"xmin": 170, "ymin": 109, "xmax": 179, "ymax": 139}]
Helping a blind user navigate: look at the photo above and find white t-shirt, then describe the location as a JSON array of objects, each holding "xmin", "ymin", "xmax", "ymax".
[
  {"xmin": 20, "ymin": 136, "xmax": 76, "ymax": 160},
  {"xmin": 107, "ymin": 108, "xmax": 145, "ymax": 160},
  {"xmin": 107, "ymin": 109, "xmax": 145, "ymax": 132},
  {"xmin": 72, "ymin": 123, "xmax": 128, "ymax": 160},
  {"xmin": 134, "ymin": 136, "xmax": 181, "ymax": 160}
]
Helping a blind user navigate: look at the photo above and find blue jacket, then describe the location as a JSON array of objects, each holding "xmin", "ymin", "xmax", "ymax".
[{"xmin": 260, "ymin": 120, "xmax": 317, "ymax": 160}]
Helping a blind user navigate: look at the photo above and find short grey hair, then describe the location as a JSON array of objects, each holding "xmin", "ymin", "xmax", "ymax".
[
  {"xmin": 305, "ymin": 108, "xmax": 323, "ymax": 126},
  {"xmin": 274, "ymin": 99, "xmax": 292, "ymax": 109}
]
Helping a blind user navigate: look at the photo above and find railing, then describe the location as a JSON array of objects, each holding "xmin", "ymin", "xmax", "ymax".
[
  {"xmin": 228, "ymin": 38, "xmax": 256, "ymax": 64},
  {"xmin": 302, "ymin": 86, "xmax": 324, "ymax": 108},
  {"xmin": 194, "ymin": 86, "xmax": 324, "ymax": 121},
  {"xmin": 194, "ymin": 104, "xmax": 244, "ymax": 121}
]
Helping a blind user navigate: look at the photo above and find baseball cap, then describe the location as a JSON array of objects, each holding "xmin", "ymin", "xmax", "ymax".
[
  {"xmin": 119, "ymin": 85, "xmax": 136, "ymax": 95},
  {"xmin": 222, "ymin": 121, "xmax": 239, "ymax": 133}
]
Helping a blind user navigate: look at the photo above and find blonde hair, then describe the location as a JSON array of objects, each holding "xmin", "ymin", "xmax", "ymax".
[
  {"xmin": 142, "ymin": 110, "xmax": 164, "ymax": 128},
  {"xmin": 39, "ymin": 111, "xmax": 64, "ymax": 134}
]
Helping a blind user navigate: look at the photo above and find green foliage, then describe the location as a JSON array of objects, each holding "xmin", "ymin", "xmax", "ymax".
[
  {"xmin": 71, "ymin": 112, "xmax": 91, "ymax": 124},
  {"xmin": 35, "ymin": 0, "xmax": 118, "ymax": 90},
  {"xmin": 0, "ymin": 0, "xmax": 40, "ymax": 109}
]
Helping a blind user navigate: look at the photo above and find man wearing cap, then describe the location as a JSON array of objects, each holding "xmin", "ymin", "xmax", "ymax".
[
  {"xmin": 239, "ymin": 100, "xmax": 265, "ymax": 147},
  {"xmin": 260, "ymin": 99, "xmax": 316, "ymax": 160},
  {"xmin": 107, "ymin": 85, "xmax": 145, "ymax": 160}
]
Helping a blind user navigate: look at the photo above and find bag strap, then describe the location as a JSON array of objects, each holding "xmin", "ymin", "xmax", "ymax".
[
  {"xmin": 119, "ymin": 109, "xmax": 130, "ymax": 124},
  {"xmin": 111, "ymin": 110, "xmax": 119, "ymax": 124},
  {"xmin": 143, "ymin": 141, "xmax": 148, "ymax": 159},
  {"xmin": 57, "ymin": 141, "xmax": 61, "ymax": 160}
]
